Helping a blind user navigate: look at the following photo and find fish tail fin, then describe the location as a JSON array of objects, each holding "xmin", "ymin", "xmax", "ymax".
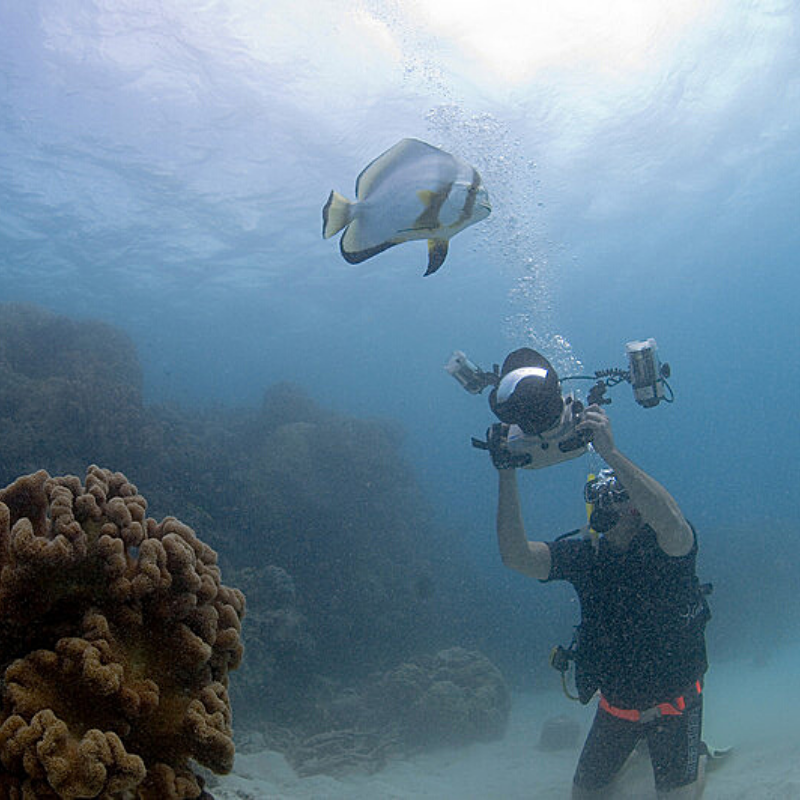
[{"xmin": 322, "ymin": 191, "xmax": 354, "ymax": 238}]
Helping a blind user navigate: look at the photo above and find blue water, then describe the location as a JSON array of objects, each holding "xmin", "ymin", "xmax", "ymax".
[{"xmin": 1, "ymin": 0, "xmax": 799, "ymax": 769}]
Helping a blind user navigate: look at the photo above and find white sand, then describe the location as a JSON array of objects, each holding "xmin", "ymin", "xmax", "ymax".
[{"xmin": 213, "ymin": 648, "xmax": 800, "ymax": 799}]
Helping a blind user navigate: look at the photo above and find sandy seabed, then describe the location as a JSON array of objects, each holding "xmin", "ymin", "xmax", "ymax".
[{"xmin": 213, "ymin": 646, "xmax": 800, "ymax": 799}]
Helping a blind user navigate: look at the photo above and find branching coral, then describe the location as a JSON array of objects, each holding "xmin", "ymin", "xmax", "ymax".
[{"xmin": 0, "ymin": 466, "xmax": 245, "ymax": 799}]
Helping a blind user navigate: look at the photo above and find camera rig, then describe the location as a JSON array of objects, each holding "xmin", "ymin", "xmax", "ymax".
[
  {"xmin": 446, "ymin": 339, "xmax": 673, "ymax": 470},
  {"xmin": 447, "ymin": 338, "xmax": 672, "ymax": 406}
]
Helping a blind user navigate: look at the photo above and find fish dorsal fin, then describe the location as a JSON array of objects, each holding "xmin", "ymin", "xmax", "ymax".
[{"xmin": 355, "ymin": 138, "xmax": 449, "ymax": 200}]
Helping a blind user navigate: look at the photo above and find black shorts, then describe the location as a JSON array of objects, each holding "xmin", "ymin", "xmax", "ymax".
[{"xmin": 573, "ymin": 694, "xmax": 703, "ymax": 792}]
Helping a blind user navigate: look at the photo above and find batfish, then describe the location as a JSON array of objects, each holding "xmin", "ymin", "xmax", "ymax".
[{"xmin": 322, "ymin": 138, "xmax": 491, "ymax": 276}]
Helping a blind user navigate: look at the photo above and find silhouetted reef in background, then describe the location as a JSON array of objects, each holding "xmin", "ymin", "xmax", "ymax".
[{"xmin": 0, "ymin": 303, "xmax": 517, "ymax": 754}]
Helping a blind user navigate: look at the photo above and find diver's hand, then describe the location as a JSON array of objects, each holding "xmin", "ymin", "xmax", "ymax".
[
  {"xmin": 576, "ymin": 405, "xmax": 616, "ymax": 459},
  {"xmin": 485, "ymin": 423, "xmax": 532, "ymax": 470}
]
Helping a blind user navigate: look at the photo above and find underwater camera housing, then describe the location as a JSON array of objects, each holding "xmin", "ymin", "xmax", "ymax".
[{"xmin": 445, "ymin": 339, "xmax": 673, "ymax": 470}]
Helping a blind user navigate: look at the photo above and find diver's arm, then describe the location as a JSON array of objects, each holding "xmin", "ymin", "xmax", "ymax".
[
  {"xmin": 602, "ymin": 449, "xmax": 693, "ymax": 556},
  {"xmin": 496, "ymin": 469, "xmax": 552, "ymax": 579},
  {"xmin": 577, "ymin": 406, "xmax": 694, "ymax": 557}
]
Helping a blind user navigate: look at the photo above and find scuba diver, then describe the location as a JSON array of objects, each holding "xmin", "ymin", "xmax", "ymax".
[{"xmin": 485, "ymin": 348, "xmax": 711, "ymax": 799}]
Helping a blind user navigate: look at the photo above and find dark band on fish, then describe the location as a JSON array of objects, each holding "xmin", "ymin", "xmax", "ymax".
[{"xmin": 456, "ymin": 168, "xmax": 481, "ymax": 227}]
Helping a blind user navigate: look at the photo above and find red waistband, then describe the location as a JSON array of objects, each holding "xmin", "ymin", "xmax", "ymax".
[{"xmin": 600, "ymin": 680, "xmax": 703, "ymax": 723}]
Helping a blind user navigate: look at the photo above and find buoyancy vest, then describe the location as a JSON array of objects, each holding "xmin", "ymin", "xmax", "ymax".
[{"xmin": 548, "ymin": 523, "xmax": 710, "ymax": 708}]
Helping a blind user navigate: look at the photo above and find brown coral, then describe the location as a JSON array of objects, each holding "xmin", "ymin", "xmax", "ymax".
[{"xmin": 0, "ymin": 466, "xmax": 245, "ymax": 799}]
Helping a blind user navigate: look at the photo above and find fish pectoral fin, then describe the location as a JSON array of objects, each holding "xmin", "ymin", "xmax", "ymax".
[
  {"xmin": 417, "ymin": 189, "xmax": 436, "ymax": 206},
  {"xmin": 424, "ymin": 239, "xmax": 449, "ymax": 276},
  {"xmin": 322, "ymin": 191, "xmax": 354, "ymax": 238}
]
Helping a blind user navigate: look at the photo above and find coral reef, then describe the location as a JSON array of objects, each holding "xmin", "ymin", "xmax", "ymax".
[
  {"xmin": 0, "ymin": 304, "xmax": 549, "ymax": 743},
  {"xmin": 0, "ymin": 306, "xmax": 458, "ymax": 690},
  {"xmin": 228, "ymin": 566, "xmax": 315, "ymax": 729},
  {"xmin": 223, "ymin": 391, "xmax": 457, "ymax": 682},
  {"xmin": 287, "ymin": 729, "xmax": 398, "ymax": 778},
  {"xmin": 366, "ymin": 647, "xmax": 511, "ymax": 748},
  {"xmin": 0, "ymin": 466, "xmax": 245, "ymax": 799},
  {"xmin": 0, "ymin": 304, "xmax": 145, "ymax": 482},
  {"xmin": 285, "ymin": 648, "xmax": 511, "ymax": 777}
]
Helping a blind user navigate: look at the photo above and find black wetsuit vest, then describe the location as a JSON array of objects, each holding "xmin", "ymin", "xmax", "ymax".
[{"xmin": 546, "ymin": 524, "xmax": 709, "ymax": 709}]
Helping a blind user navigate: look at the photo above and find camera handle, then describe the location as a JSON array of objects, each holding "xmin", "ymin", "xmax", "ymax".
[{"xmin": 586, "ymin": 380, "xmax": 611, "ymax": 407}]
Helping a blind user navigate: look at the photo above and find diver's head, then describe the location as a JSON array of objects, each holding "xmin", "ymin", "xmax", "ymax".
[
  {"xmin": 584, "ymin": 469, "xmax": 635, "ymax": 534},
  {"xmin": 489, "ymin": 348, "xmax": 563, "ymax": 436}
]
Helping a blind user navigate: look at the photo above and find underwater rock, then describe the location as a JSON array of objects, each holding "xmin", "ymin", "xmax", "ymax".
[{"xmin": 0, "ymin": 466, "xmax": 245, "ymax": 799}]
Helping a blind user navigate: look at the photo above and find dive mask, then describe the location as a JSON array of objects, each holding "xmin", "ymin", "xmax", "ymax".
[
  {"xmin": 583, "ymin": 469, "xmax": 629, "ymax": 509},
  {"xmin": 584, "ymin": 470, "xmax": 630, "ymax": 532}
]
